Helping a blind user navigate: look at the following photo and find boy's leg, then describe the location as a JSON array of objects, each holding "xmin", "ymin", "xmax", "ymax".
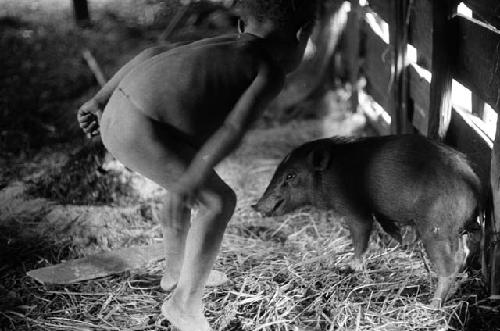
[
  {"xmin": 160, "ymin": 195, "xmax": 229, "ymax": 291},
  {"xmin": 160, "ymin": 200, "xmax": 191, "ymax": 291},
  {"xmin": 162, "ymin": 173, "xmax": 236, "ymax": 331},
  {"xmin": 101, "ymin": 96, "xmax": 194, "ymax": 289},
  {"xmin": 100, "ymin": 95, "xmax": 231, "ymax": 330}
]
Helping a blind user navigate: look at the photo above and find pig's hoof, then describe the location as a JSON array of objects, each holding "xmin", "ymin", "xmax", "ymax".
[
  {"xmin": 205, "ymin": 270, "xmax": 228, "ymax": 287},
  {"xmin": 429, "ymin": 298, "xmax": 442, "ymax": 309},
  {"xmin": 161, "ymin": 270, "xmax": 228, "ymax": 291},
  {"xmin": 349, "ymin": 259, "xmax": 364, "ymax": 272}
]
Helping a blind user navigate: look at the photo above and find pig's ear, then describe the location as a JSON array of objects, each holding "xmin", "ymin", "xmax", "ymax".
[{"xmin": 308, "ymin": 148, "xmax": 330, "ymax": 171}]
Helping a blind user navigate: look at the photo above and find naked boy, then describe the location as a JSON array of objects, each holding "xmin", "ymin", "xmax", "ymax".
[{"xmin": 77, "ymin": 1, "xmax": 317, "ymax": 330}]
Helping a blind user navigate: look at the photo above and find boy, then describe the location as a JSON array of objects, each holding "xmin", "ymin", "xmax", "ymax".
[{"xmin": 77, "ymin": 1, "xmax": 316, "ymax": 330}]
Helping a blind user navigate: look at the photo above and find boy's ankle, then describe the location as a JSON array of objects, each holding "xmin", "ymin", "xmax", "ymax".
[{"xmin": 169, "ymin": 288, "xmax": 203, "ymax": 312}]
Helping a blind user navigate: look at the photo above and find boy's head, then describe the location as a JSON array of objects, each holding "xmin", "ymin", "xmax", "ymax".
[{"xmin": 235, "ymin": 0, "xmax": 317, "ymax": 33}]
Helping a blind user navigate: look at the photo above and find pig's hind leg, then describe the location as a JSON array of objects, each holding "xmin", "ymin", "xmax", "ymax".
[
  {"xmin": 416, "ymin": 208, "xmax": 465, "ymax": 308},
  {"xmin": 417, "ymin": 194, "xmax": 470, "ymax": 307},
  {"xmin": 422, "ymin": 237, "xmax": 464, "ymax": 308},
  {"xmin": 346, "ymin": 214, "xmax": 374, "ymax": 271}
]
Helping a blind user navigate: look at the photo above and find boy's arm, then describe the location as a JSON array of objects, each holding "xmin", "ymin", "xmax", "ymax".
[
  {"xmin": 173, "ymin": 61, "xmax": 285, "ymax": 193},
  {"xmin": 78, "ymin": 43, "xmax": 186, "ymax": 138}
]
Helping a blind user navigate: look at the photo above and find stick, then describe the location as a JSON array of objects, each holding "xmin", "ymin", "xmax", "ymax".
[
  {"xmin": 82, "ymin": 48, "xmax": 106, "ymax": 87},
  {"xmin": 158, "ymin": 4, "xmax": 189, "ymax": 42}
]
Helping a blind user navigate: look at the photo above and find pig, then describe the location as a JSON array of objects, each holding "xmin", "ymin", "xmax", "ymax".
[{"xmin": 253, "ymin": 134, "xmax": 482, "ymax": 307}]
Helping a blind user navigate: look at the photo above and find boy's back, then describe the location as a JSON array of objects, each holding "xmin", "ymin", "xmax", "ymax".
[{"xmin": 118, "ymin": 33, "xmax": 272, "ymax": 141}]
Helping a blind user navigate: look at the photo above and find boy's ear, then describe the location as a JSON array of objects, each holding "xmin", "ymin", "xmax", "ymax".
[
  {"xmin": 296, "ymin": 27, "xmax": 303, "ymax": 42},
  {"xmin": 308, "ymin": 148, "xmax": 330, "ymax": 171},
  {"xmin": 238, "ymin": 19, "xmax": 245, "ymax": 33},
  {"xmin": 297, "ymin": 20, "xmax": 314, "ymax": 41}
]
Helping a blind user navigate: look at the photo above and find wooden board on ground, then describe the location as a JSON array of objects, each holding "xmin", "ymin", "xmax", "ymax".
[{"xmin": 27, "ymin": 243, "xmax": 164, "ymax": 285}]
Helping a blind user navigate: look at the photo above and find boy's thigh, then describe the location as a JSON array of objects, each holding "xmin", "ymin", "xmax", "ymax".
[{"xmin": 101, "ymin": 92, "xmax": 197, "ymax": 190}]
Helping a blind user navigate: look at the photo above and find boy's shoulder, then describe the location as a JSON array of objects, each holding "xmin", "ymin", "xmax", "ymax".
[{"xmin": 164, "ymin": 33, "xmax": 271, "ymax": 64}]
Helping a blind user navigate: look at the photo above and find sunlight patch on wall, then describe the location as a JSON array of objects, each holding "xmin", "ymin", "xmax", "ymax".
[
  {"xmin": 365, "ymin": 12, "xmax": 389, "ymax": 44},
  {"xmin": 457, "ymin": 2, "xmax": 473, "ymax": 18},
  {"xmin": 483, "ymin": 104, "xmax": 498, "ymax": 139},
  {"xmin": 452, "ymin": 80, "xmax": 472, "ymax": 112}
]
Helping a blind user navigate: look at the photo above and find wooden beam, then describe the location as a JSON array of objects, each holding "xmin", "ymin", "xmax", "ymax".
[
  {"xmin": 389, "ymin": 0, "xmax": 411, "ymax": 134},
  {"xmin": 462, "ymin": 0, "xmax": 500, "ymax": 30},
  {"xmin": 346, "ymin": 0, "xmax": 362, "ymax": 113},
  {"xmin": 426, "ymin": 0, "xmax": 456, "ymax": 140},
  {"xmin": 363, "ymin": 21, "xmax": 391, "ymax": 110},
  {"xmin": 491, "ymin": 122, "xmax": 500, "ymax": 296},
  {"xmin": 408, "ymin": 0, "xmax": 432, "ymax": 69},
  {"xmin": 407, "ymin": 63, "xmax": 430, "ymax": 134},
  {"xmin": 72, "ymin": 0, "xmax": 91, "ymax": 26},
  {"xmin": 452, "ymin": 15, "xmax": 500, "ymax": 113},
  {"xmin": 490, "ymin": 94, "xmax": 500, "ymax": 296}
]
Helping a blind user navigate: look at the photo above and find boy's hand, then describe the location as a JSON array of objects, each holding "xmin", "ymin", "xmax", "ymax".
[
  {"xmin": 77, "ymin": 99, "xmax": 103, "ymax": 138},
  {"xmin": 167, "ymin": 173, "xmax": 204, "ymax": 213}
]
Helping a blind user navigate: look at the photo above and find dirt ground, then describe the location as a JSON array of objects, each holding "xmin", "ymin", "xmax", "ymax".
[{"xmin": 1, "ymin": 1, "xmax": 499, "ymax": 330}]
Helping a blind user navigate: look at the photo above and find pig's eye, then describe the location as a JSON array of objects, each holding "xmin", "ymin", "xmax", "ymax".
[{"xmin": 285, "ymin": 172, "xmax": 296, "ymax": 181}]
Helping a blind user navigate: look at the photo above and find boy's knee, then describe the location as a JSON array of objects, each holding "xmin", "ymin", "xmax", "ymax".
[{"xmin": 203, "ymin": 186, "xmax": 237, "ymax": 220}]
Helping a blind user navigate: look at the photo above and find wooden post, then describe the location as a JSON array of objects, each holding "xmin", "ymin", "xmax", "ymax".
[
  {"xmin": 73, "ymin": 0, "xmax": 91, "ymax": 26},
  {"xmin": 426, "ymin": 0, "xmax": 457, "ymax": 140},
  {"xmin": 389, "ymin": 0, "xmax": 411, "ymax": 134},
  {"xmin": 345, "ymin": 0, "xmax": 361, "ymax": 113},
  {"xmin": 490, "ymin": 106, "xmax": 500, "ymax": 296},
  {"xmin": 471, "ymin": 12, "xmax": 486, "ymax": 122}
]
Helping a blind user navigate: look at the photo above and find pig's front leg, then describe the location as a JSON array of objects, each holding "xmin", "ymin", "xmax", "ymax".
[{"xmin": 346, "ymin": 214, "xmax": 374, "ymax": 271}]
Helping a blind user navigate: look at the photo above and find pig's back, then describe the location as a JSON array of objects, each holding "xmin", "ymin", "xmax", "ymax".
[{"xmin": 360, "ymin": 135, "xmax": 481, "ymax": 225}]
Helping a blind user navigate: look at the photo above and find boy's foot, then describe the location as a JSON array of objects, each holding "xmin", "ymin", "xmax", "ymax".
[
  {"xmin": 162, "ymin": 299, "xmax": 212, "ymax": 331},
  {"xmin": 161, "ymin": 270, "xmax": 228, "ymax": 291}
]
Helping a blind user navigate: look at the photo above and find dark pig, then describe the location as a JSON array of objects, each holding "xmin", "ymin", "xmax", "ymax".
[{"xmin": 253, "ymin": 134, "xmax": 482, "ymax": 307}]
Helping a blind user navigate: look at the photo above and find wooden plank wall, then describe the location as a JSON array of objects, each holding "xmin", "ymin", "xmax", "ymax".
[
  {"xmin": 363, "ymin": 23, "xmax": 391, "ymax": 111},
  {"xmin": 357, "ymin": 0, "xmax": 500, "ymax": 295},
  {"xmin": 453, "ymin": 15, "xmax": 500, "ymax": 112},
  {"xmin": 389, "ymin": 0, "xmax": 411, "ymax": 134},
  {"xmin": 462, "ymin": 0, "xmax": 500, "ymax": 30}
]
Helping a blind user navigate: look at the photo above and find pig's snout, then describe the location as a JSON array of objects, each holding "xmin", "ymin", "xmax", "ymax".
[
  {"xmin": 252, "ymin": 200, "xmax": 269, "ymax": 216},
  {"xmin": 252, "ymin": 195, "xmax": 285, "ymax": 217}
]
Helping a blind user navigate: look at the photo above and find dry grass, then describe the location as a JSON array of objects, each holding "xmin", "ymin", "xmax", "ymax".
[{"xmin": 1, "ymin": 116, "xmax": 498, "ymax": 331}]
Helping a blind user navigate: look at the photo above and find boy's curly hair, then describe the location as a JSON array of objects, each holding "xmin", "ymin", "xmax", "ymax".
[{"xmin": 235, "ymin": 0, "xmax": 317, "ymax": 30}]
